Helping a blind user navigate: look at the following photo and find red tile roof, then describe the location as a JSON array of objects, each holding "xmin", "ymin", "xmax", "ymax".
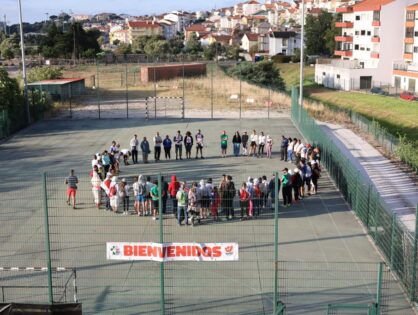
[
  {"xmin": 244, "ymin": 33, "xmax": 259, "ymax": 41},
  {"xmin": 185, "ymin": 24, "xmax": 207, "ymax": 32},
  {"xmin": 128, "ymin": 21, "xmax": 161, "ymax": 28},
  {"xmin": 352, "ymin": 0, "xmax": 394, "ymax": 11}
]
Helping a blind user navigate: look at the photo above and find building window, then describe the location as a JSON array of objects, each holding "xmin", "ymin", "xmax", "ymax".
[
  {"xmin": 355, "ymin": 30, "xmax": 359, "ymax": 35},
  {"xmin": 366, "ymin": 47, "xmax": 370, "ymax": 51},
  {"xmin": 406, "ymin": 27, "xmax": 414, "ymax": 38},
  {"xmin": 405, "ymin": 43, "xmax": 413, "ymax": 53},
  {"xmin": 373, "ymin": 11, "xmax": 380, "ymax": 21},
  {"xmin": 407, "ymin": 10, "xmax": 415, "ymax": 21},
  {"xmin": 354, "ymin": 44, "xmax": 359, "ymax": 50},
  {"xmin": 336, "ymin": 74, "xmax": 340, "ymax": 79},
  {"xmin": 414, "ymin": 46, "xmax": 418, "ymax": 53},
  {"xmin": 367, "ymin": 31, "xmax": 371, "ymax": 36},
  {"xmin": 361, "ymin": 30, "xmax": 365, "ymax": 35},
  {"xmin": 355, "ymin": 15, "xmax": 360, "ymax": 20},
  {"xmin": 322, "ymin": 72, "xmax": 326, "ymax": 76},
  {"xmin": 360, "ymin": 47, "xmax": 365, "ymax": 51}
]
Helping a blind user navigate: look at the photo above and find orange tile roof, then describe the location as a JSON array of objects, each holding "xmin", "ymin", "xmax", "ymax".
[
  {"xmin": 352, "ymin": 0, "xmax": 394, "ymax": 12},
  {"xmin": 128, "ymin": 21, "xmax": 161, "ymax": 28},
  {"xmin": 407, "ymin": 3, "xmax": 418, "ymax": 10}
]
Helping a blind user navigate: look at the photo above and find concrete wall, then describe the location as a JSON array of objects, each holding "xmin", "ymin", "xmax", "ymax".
[{"xmin": 140, "ymin": 63, "xmax": 207, "ymax": 83}]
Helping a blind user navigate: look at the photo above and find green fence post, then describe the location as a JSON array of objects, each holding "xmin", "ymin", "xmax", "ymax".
[
  {"xmin": 42, "ymin": 172, "xmax": 53, "ymax": 304},
  {"xmin": 354, "ymin": 170, "xmax": 360, "ymax": 213},
  {"xmin": 410, "ymin": 205, "xmax": 418, "ymax": 302},
  {"xmin": 125, "ymin": 63, "xmax": 129, "ymax": 119},
  {"xmin": 374, "ymin": 193, "xmax": 379, "ymax": 244},
  {"xmin": 366, "ymin": 184, "xmax": 371, "ymax": 228},
  {"xmin": 376, "ymin": 262, "xmax": 383, "ymax": 315},
  {"xmin": 95, "ymin": 60, "xmax": 101, "ymax": 119},
  {"xmin": 158, "ymin": 174, "xmax": 165, "ymax": 315},
  {"xmin": 390, "ymin": 213, "xmax": 396, "ymax": 269},
  {"xmin": 273, "ymin": 171, "xmax": 279, "ymax": 314}
]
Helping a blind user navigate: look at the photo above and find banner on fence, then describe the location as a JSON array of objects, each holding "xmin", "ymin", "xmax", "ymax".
[{"xmin": 106, "ymin": 242, "xmax": 239, "ymax": 262}]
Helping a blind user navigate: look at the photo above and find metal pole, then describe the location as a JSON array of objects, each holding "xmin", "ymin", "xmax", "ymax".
[
  {"xmin": 268, "ymin": 86, "xmax": 271, "ymax": 119},
  {"xmin": 73, "ymin": 269, "xmax": 78, "ymax": 303},
  {"xmin": 211, "ymin": 64, "xmax": 214, "ymax": 119},
  {"xmin": 273, "ymin": 171, "xmax": 279, "ymax": 313},
  {"xmin": 376, "ymin": 262, "xmax": 383, "ymax": 314},
  {"xmin": 42, "ymin": 172, "xmax": 53, "ymax": 304},
  {"xmin": 18, "ymin": 0, "xmax": 30, "ymax": 124},
  {"xmin": 96, "ymin": 60, "xmax": 101, "ymax": 119},
  {"xmin": 125, "ymin": 63, "xmax": 129, "ymax": 119},
  {"xmin": 239, "ymin": 63, "xmax": 242, "ymax": 120},
  {"xmin": 410, "ymin": 205, "xmax": 418, "ymax": 301},
  {"xmin": 158, "ymin": 174, "xmax": 165, "ymax": 315},
  {"xmin": 154, "ymin": 58, "xmax": 157, "ymax": 119},
  {"xmin": 390, "ymin": 213, "xmax": 396, "ymax": 268},
  {"xmin": 182, "ymin": 56, "xmax": 185, "ymax": 120},
  {"xmin": 69, "ymin": 84, "xmax": 72, "ymax": 118},
  {"xmin": 298, "ymin": 0, "xmax": 305, "ymax": 123}
]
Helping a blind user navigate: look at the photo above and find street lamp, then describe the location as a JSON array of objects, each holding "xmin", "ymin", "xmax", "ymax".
[
  {"xmin": 18, "ymin": 0, "xmax": 30, "ymax": 124},
  {"xmin": 299, "ymin": 0, "xmax": 305, "ymax": 120}
]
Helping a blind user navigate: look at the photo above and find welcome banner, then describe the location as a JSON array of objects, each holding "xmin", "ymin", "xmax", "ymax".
[{"xmin": 106, "ymin": 242, "xmax": 239, "ymax": 262}]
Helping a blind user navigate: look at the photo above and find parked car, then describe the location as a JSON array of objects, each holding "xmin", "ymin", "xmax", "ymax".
[
  {"xmin": 400, "ymin": 91, "xmax": 417, "ymax": 101},
  {"xmin": 370, "ymin": 87, "xmax": 388, "ymax": 95}
]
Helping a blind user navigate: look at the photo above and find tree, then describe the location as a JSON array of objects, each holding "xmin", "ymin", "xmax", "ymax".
[
  {"xmin": 185, "ymin": 33, "xmax": 203, "ymax": 55},
  {"xmin": 226, "ymin": 46, "xmax": 242, "ymax": 61},
  {"xmin": 0, "ymin": 36, "xmax": 19, "ymax": 60},
  {"xmin": 115, "ymin": 43, "xmax": 132, "ymax": 55},
  {"xmin": 227, "ymin": 60, "xmax": 285, "ymax": 90},
  {"xmin": 291, "ymin": 48, "xmax": 307, "ymax": 63},
  {"xmin": 324, "ymin": 13, "xmax": 341, "ymax": 56},
  {"xmin": 203, "ymin": 42, "xmax": 226, "ymax": 60},
  {"xmin": 305, "ymin": 10, "xmax": 336, "ymax": 56},
  {"xmin": 112, "ymin": 39, "xmax": 120, "ymax": 46},
  {"xmin": 144, "ymin": 39, "xmax": 169, "ymax": 57},
  {"xmin": 249, "ymin": 44, "xmax": 259, "ymax": 56},
  {"xmin": 27, "ymin": 66, "xmax": 63, "ymax": 83}
]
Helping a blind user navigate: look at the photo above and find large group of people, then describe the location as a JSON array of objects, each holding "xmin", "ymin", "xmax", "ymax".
[{"xmin": 64, "ymin": 133, "xmax": 322, "ymax": 223}]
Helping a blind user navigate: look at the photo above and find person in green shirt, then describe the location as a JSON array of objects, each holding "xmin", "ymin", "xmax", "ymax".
[
  {"xmin": 150, "ymin": 180, "xmax": 160, "ymax": 220},
  {"xmin": 220, "ymin": 130, "xmax": 229, "ymax": 158}
]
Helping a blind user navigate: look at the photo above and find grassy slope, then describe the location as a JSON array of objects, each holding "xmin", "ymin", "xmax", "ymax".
[
  {"xmin": 274, "ymin": 63, "xmax": 316, "ymax": 90},
  {"xmin": 306, "ymin": 88, "xmax": 418, "ymax": 141}
]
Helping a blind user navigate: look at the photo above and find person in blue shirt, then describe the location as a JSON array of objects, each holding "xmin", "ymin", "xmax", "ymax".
[
  {"xmin": 163, "ymin": 135, "xmax": 172, "ymax": 160},
  {"xmin": 140, "ymin": 137, "xmax": 150, "ymax": 164}
]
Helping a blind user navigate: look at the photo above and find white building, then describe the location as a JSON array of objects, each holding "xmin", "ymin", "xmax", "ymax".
[
  {"xmin": 164, "ymin": 11, "xmax": 191, "ymax": 33},
  {"xmin": 241, "ymin": 33, "xmax": 259, "ymax": 52},
  {"xmin": 315, "ymin": 0, "xmax": 417, "ymax": 90},
  {"xmin": 159, "ymin": 19, "xmax": 177, "ymax": 39},
  {"xmin": 243, "ymin": 1, "xmax": 262, "ymax": 16},
  {"xmin": 392, "ymin": 3, "xmax": 418, "ymax": 92},
  {"xmin": 268, "ymin": 31, "xmax": 301, "ymax": 56}
]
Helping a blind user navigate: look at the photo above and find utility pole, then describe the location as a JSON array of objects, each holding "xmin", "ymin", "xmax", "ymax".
[
  {"xmin": 18, "ymin": 0, "xmax": 30, "ymax": 124},
  {"xmin": 298, "ymin": 0, "xmax": 305, "ymax": 122},
  {"xmin": 73, "ymin": 23, "xmax": 77, "ymax": 63},
  {"xmin": 3, "ymin": 15, "xmax": 6, "ymax": 35},
  {"xmin": 45, "ymin": 12, "xmax": 49, "ymax": 24}
]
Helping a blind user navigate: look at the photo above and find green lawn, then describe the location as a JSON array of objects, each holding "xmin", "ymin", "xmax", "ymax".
[
  {"xmin": 306, "ymin": 88, "xmax": 418, "ymax": 142},
  {"xmin": 274, "ymin": 63, "xmax": 316, "ymax": 90}
]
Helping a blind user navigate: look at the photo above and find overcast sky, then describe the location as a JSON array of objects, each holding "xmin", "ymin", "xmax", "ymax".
[{"xmin": 2, "ymin": 0, "xmax": 240, "ymax": 24}]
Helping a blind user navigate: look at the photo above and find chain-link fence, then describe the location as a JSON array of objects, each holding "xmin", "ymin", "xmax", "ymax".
[
  {"xmin": 291, "ymin": 86, "xmax": 418, "ymax": 303},
  {"xmin": 49, "ymin": 59, "xmax": 290, "ymax": 120}
]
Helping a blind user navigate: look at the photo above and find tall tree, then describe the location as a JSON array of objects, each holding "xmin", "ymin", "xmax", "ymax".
[
  {"xmin": 305, "ymin": 10, "xmax": 337, "ymax": 56},
  {"xmin": 185, "ymin": 33, "xmax": 203, "ymax": 55}
]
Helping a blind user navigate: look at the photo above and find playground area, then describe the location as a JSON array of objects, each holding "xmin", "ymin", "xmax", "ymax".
[{"xmin": 0, "ymin": 117, "xmax": 414, "ymax": 314}]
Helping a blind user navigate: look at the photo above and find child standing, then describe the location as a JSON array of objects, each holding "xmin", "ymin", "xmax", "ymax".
[
  {"xmin": 239, "ymin": 182, "xmax": 249, "ymax": 220},
  {"xmin": 266, "ymin": 135, "xmax": 273, "ymax": 159},
  {"xmin": 211, "ymin": 186, "xmax": 220, "ymax": 222}
]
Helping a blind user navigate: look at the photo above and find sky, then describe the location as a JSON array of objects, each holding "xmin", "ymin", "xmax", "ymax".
[{"xmin": 2, "ymin": 0, "xmax": 241, "ymax": 24}]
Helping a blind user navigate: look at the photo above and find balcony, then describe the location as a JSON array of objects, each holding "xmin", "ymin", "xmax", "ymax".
[
  {"xmin": 394, "ymin": 62, "xmax": 418, "ymax": 73},
  {"xmin": 336, "ymin": 21, "xmax": 354, "ymax": 28},
  {"xmin": 371, "ymin": 52, "xmax": 379, "ymax": 59},
  {"xmin": 404, "ymin": 53, "xmax": 413, "ymax": 60},
  {"xmin": 335, "ymin": 36, "xmax": 353, "ymax": 42},
  {"xmin": 405, "ymin": 37, "xmax": 414, "ymax": 44},
  {"xmin": 336, "ymin": 7, "xmax": 353, "ymax": 13},
  {"xmin": 335, "ymin": 50, "xmax": 353, "ymax": 57},
  {"xmin": 371, "ymin": 36, "xmax": 380, "ymax": 43},
  {"xmin": 372, "ymin": 20, "xmax": 381, "ymax": 27},
  {"xmin": 406, "ymin": 20, "xmax": 415, "ymax": 27},
  {"xmin": 317, "ymin": 58, "xmax": 363, "ymax": 69}
]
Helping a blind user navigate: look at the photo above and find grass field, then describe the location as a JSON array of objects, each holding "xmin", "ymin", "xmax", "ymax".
[
  {"xmin": 306, "ymin": 87, "xmax": 418, "ymax": 141},
  {"xmin": 274, "ymin": 63, "xmax": 316, "ymax": 90}
]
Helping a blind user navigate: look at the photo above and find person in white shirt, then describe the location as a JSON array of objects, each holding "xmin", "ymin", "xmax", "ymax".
[
  {"xmin": 250, "ymin": 130, "xmax": 258, "ymax": 157},
  {"xmin": 195, "ymin": 129, "xmax": 204, "ymax": 159},
  {"xmin": 91, "ymin": 154, "xmax": 99, "ymax": 169},
  {"xmin": 258, "ymin": 131, "xmax": 266, "ymax": 157},
  {"xmin": 119, "ymin": 148, "xmax": 131, "ymax": 166},
  {"xmin": 153, "ymin": 132, "xmax": 162, "ymax": 162},
  {"xmin": 130, "ymin": 134, "xmax": 139, "ymax": 164}
]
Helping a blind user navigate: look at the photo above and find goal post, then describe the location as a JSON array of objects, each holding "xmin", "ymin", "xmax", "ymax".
[{"xmin": 145, "ymin": 96, "xmax": 184, "ymax": 120}]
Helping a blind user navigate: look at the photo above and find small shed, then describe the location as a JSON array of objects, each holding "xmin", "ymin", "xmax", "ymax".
[{"xmin": 28, "ymin": 78, "xmax": 85, "ymax": 100}]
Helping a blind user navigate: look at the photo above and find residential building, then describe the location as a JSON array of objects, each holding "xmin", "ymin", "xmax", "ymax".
[
  {"xmin": 251, "ymin": 21, "xmax": 272, "ymax": 34},
  {"xmin": 243, "ymin": 1, "xmax": 262, "ymax": 16},
  {"xmin": 110, "ymin": 29, "xmax": 130, "ymax": 44},
  {"xmin": 393, "ymin": 3, "xmax": 418, "ymax": 92},
  {"xmin": 184, "ymin": 24, "xmax": 211, "ymax": 41},
  {"xmin": 72, "ymin": 14, "xmax": 93, "ymax": 21},
  {"xmin": 258, "ymin": 33, "xmax": 270, "ymax": 52},
  {"xmin": 159, "ymin": 19, "xmax": 177, "ymax": 39},
  {"xmin": 164, "ymin": 11, "xmax": 191, "ymax": 33},
  {"xmin": 241, "ymin": 33, "xmax": 259, "ymax": 51},
  {"xmin": 128, "ymin": 21, "xmax": 163, "ymax": 43},
  {"xmin": 315, "ymin": 0, "xmax": 416, "ymax": 91},
  {"xmin": 268, "ymin": 31, "xmax": 301, "ymax": 55}
]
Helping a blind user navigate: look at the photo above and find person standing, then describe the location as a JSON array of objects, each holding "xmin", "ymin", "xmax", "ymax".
[
  {"xmin": 153, "ymin": 132, "xmax": 162, "ymax": 162},
  {"xmin": 292, "ymin": 168, "xmax": 303, "ymax": 202},
  {"xmin": 176, "ymin": 183, "xmax": 188, "ymax": 225},
  {"xmin": 150, "ymin": 180, "xmax": 160, "ymax": 220},
  {"xmin": 168, "ymin": 175, "xmax": 180, "ymax": 216},
  {"xmin": 195, "ymin": 129, "xmax": 204, "ymax": 159},
  {"xmin": 184, "ymin": 131, "xmax": 194, "ymax": 159},
  {"xmin": 91, "ymin": 169, "xmax": 102, "ymax": 209},
  {"xmin": 258, "ymin": 131, "xmax": 266, "ymax": 157},
  {"xmin": 220, "ymin": 130, "xmax": 228, "ymax": 158},
  {"xmin": 130, "ymin": 134, "xmax": 139, "ymax": 164},
  {"xmin": 281, "ymin": 168, "xmax": 292, "ymax": 207},
  {"xmin": 140, "ymin": 137, "xmax": 150, "ymax": 164},
  {"xmin": 226, "ymin": 175, "xmax": 236, "ymax": 219},
  {"xmin": 174, "ymin": 130, "xmax": 183, "ymax": 160},
  {"xmin": 120, "ymin": 178, "xmax": 130, "ymax": 215},
  {"xmin": 163, "ymin": 135, "xmax": 172, "ymax": 160},
  {"xmin": 65, "ymin": 169, "xmax": 79, "ymax": 209},
  {"xmin": 102, "ymin": 151, "xmax": 111, "ymax": 173},
  {"xmin": 280, "ymin": 136, "xmax": 289, "ymax": 161},
  {"xmin": 250, "ymin": 130, "xmax": 258, "ymax": 157},
  {"xmin": 232, "ymin": 131, "xmax": 241, "ymax": 157},
  {"xmin": 241, "ymin": 131, "xmax": 249, "ymax": 156},
  {"xmin": 161, "ymin": 176, "xmax": 169, "ymax": 214},
  {"xmin": 311, "ymin": 162, "xmax": 321, "ymax": 194},
  {"xmin": 239, "ymin": 182, "xmax": 249, "ymax": 220},
  {"xmin": 109, "ymin": 176, "xmax": 119, "ymax": 213},
  {"xmin": 266, "ymin": 135, "xmax": 273, "ymax": 159}
]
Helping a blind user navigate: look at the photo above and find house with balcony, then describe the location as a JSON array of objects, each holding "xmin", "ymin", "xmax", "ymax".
[
  {"xmin": 315, "ymin": 0, "xmax": 416, "ymax": 91},
  {"xmin": 268, "ymin": 31, "xmax": 301, "ymax": 56},
  {"xmin": 392, "ymin": 3, "xmax": 418, "ymax": 92},
  {"xmin": 128, "ymin": 21, "xmax": 163, "ymax": 44}
]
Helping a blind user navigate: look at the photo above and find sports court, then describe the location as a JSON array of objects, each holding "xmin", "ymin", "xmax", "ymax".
[{"xmin": 0, "ymin": 117, "xmax": 413, "ymax": 314}]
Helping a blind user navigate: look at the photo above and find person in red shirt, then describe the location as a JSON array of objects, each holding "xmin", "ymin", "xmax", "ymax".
[
  {"xmin": 253, "ymin": 179, "xmax": 262, "ymax": 217},
  {"xmin": 168, "ymin": 175, "xmax": 180, "ymax": 216},
  {"xmin": 239, "ymin": 182, "xmax": 250, "ymax": 220},
  {"xmin": 211, "ymin": 186, "xmax": 220, "ymax": 222}
]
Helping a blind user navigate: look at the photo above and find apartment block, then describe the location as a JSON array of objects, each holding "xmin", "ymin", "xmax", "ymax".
[
  {"xmin": 315, "ymin": 0, "xmax": 415, "ymax": 90},
  {"xmin": 128, "ymin": 21, "xmax": 163, "ymax": 43},
  {"xmin": 392, "ymin": 3, "xmax": 418, "ymax": 92}
]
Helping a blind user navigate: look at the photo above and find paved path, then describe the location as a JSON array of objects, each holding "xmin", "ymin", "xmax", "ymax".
[{"xmin": 319, "ymin": 122, "xmax": 418, "ymax": 233}]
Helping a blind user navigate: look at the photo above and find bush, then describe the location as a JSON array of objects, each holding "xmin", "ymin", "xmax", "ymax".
[
  {"xmin": 27, "ymin": 66, "xmax": 63, "ymax": 83},
  {"xmin": 396, "ymin": 135, "xmax": 418, "ymax": 174},
  {"xmin": 271, "ymin": 54, "xmax": 292, "ymax": 63}
]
